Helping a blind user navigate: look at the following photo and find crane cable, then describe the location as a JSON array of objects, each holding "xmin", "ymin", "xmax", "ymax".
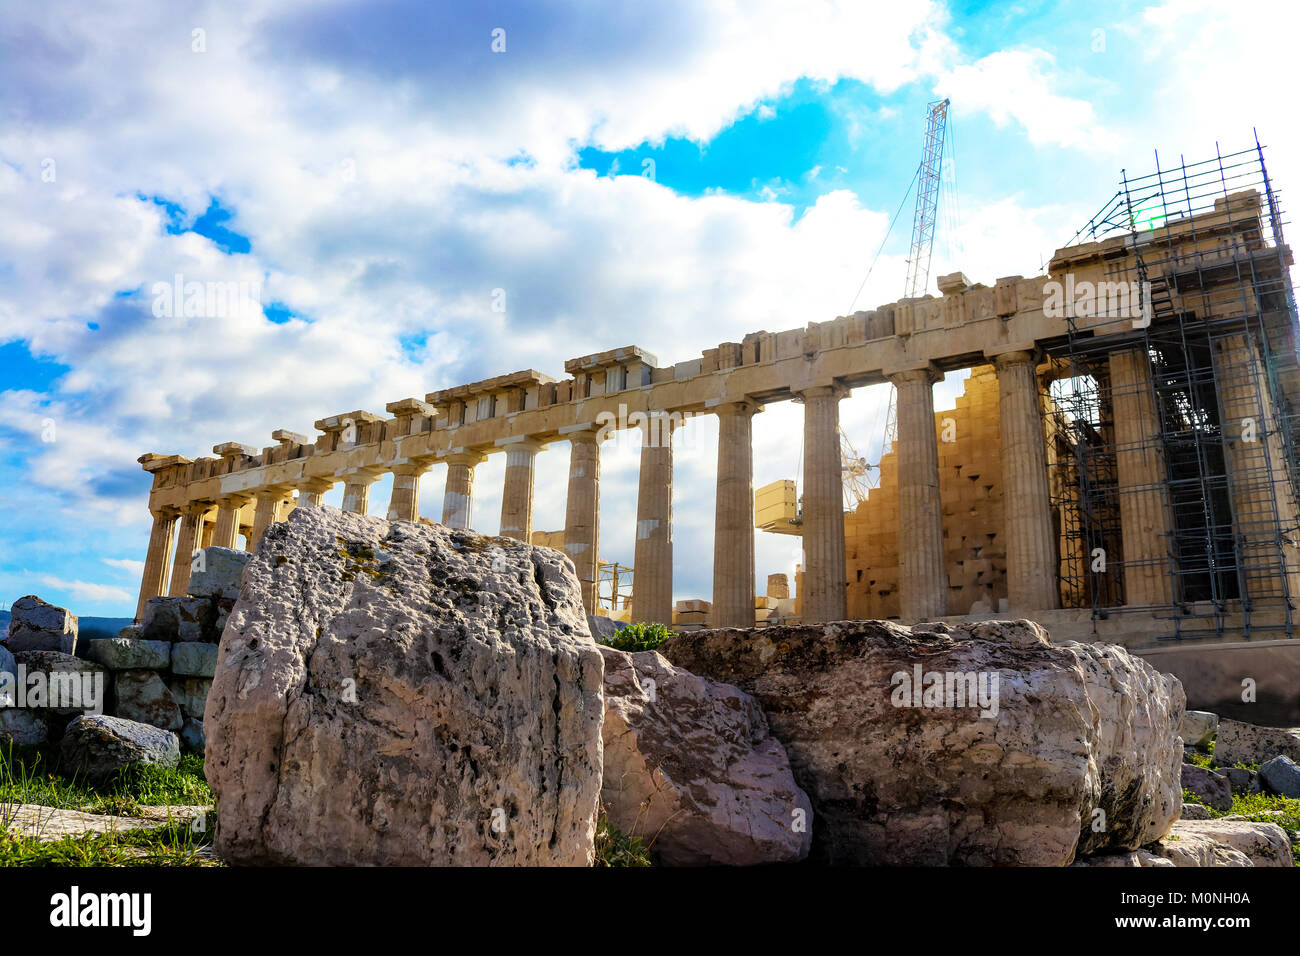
[{"xmin": 846, "ymin": 162, "xmax": 922, "ymax": 314}]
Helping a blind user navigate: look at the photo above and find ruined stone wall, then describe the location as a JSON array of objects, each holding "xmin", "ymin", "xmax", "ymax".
[{"xmin": 846, "ymin": 366, "xmax": 1007, "ymax": 618}]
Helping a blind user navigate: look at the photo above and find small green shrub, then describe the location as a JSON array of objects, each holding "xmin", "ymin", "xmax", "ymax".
[
  {"xmin": 602, "ymin": 622, "xmax": 673, "ymax": 653},
  {"xmin": 593, "ymin": 816, "xmax": 651, "ymax": 867}
]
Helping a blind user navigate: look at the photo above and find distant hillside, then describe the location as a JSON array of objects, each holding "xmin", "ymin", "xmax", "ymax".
[{"xmin": 0, "ymin": 609, "xmax": 133, "ymax": 641}]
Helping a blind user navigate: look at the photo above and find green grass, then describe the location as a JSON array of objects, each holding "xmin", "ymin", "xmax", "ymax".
[
  {"xmin": 1184, "ymin": 785, "xmax": 1300, "ymax": 866},
  {"xmin": 1187, "ymin": 752, "xmax": 1213, "ymax": 769},
  {"xmin": 600, "ymin": 622, "xmax": 673, "ymax": 654},
  {"xmin": 593, "ymin": 816, "xmax": 652, "ymax": 867},
  {"xmin": 0, "ymin": 742, "xmax": 211, "ymax": 813},
  {"xmin": 0, "ymin": 817, "xmax": 219, "ymax": 867}
]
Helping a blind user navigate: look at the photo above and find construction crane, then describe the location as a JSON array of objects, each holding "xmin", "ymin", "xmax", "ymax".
[{"xmin": 882, "ymin": 97, "xmax": 952, "ymax": 454}]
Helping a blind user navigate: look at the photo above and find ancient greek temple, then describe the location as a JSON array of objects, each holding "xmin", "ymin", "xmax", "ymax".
[{"xmin": 134, "ymin": 166, "xmax": 1300, "ymax": 647}]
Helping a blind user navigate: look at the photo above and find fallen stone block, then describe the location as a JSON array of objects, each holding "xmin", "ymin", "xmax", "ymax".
[
  {"xmin": 171, "ymin": 641, "xmax": 218, "ymax": 678},
  {"xmin": 12, "ymin": 651, "xmax": 107, "ymax": 716},
  {"xmin": 1215, "ymin": 718, "xmax": 1300, "ymax": 767},
  {"xmin": 1148, "ymin": 829, "xmax": 1253, "ymax": 867},
  {"xmin": 1258, "ymin": 755, "xmax": 1300, "ymax": 798},
  {"xmin": 663, "ymin": 618, "xmax": 1185, "ymax": 866},
  {"xmin": 1166, "ymin": 819, "xmax": 1292, "ymax": 867},
  {"xmin": 187, "ymin": 546, "xmax": 252, "ymax": 600},
  {"xmin": 1179, "ymin": 710, "xmax": 1218, "ymax": 749},
  {"xmin": 114, "ymin": 669, "xmax": 183, "ymax": 731},
  {"xmin": 1179, "ymin": 803, "xmax": 1211, "ymax": 820},
  {"xmin": 60, "ymin": 714, "xmax": 180, "ymax": 782},
  {"xmin": 140, "ymin": 595, "xmax": 216, "ymax": 642},
  {"xmin": 6, "ymin": 595, "xmax": 77, "ymax": 654},
  {"xmin": 1222, "ymin": 766, "xmax": 1261, "ymax": 795},
  {"xmin": 0, "ymin": 643, "xmax": 15, "ymax": 680},
  {"xmin": 1071, "ymin": 849, "xmax": 1176, "ymax": 867},
  {"xmin": 205, "ymin": 506, "xmax": 604, "ymax": 866},
  {"xmin": 84, "ymin": 637, "xmax": 171, "ymax": 671},
  {"xmin": 1181, "ymin": 763, "xmax": 1233, "ymax": 812},
  {"xmin": 166, "ymin": 678, "xmax": 211, "ymax": 719},
  {"xmin": 599, "ymin": 644, "xmax": 811, "ymax": 866},
  {"xmin": 587, "ymin": 614, "xmax": 627, "ymax": 644},
  {"xmin": 0, "ymin": 708, "xmax": 49, "ymax": 746}
]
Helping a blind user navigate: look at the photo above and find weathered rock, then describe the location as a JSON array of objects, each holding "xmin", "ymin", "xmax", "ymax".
[
  {"xmin": 662, "ymin": 618, "xmax": 1185, "ymax": 866},
  {"xmin": 205, "ymin": 506, "xmax": 604, "ymax": 866},
  {"xmin": 114, "ymin": 670, "xmax": 183, "ymax": 731},
  {"xmin": 1258, "ymin": 755, "xmax": 1300, "ymax": 798},
  {"xmin": 116, "ymin": 625, "xmax": 144, "ymax": 641},
  {"xmin": 1179, "ymin": 802, "xmax": 1211, "ymax": 820},
  {"xmin": 60, "ymin": 714, "xmax": 180, "ymax": 781},
  {"xmin": 1222, "ymin": 766, "xmax": 1261, "ymax": 795},
  {"xmin": 1071, "ymin": 849, "xmax": 1176, "ymax": 867},
  {"xmin": 84, "ymin": 637, "xmax": 171, "ymax": 671},
  {"xmin": 187, "ymin": 546, "xmax": 253, "ymax": 600},
  {"xmin": 140, "ymin": 595, "xmax": 216, "ymax": 642},
  {"xmin": 167, "ymin": 678, "xmax": 210, "ymax": 719},
  {"xmin": 12, "ymin": 651, "xmax": 107, "ymax": 716},
  {"xmin": 0, "ymin": 708, "xmax": 49, "ymax": 745},
  {"xmin": 599, "ymin": 645, "xmax": 811, "ymax": 866},
  {"xmin": 1149, "ymin": 828, "xmax": 1253, "ymax": 867},
  {"xmin": 180, "ymin": 717, "xmax": 205, "ymax": 754},
  {"xmin": 2, "ymin": 803, "xmax": 204, "ymax": 842},
  {"xmin": 1215, "ymin": 718, "xmax": 1300, "ymax": 767},
  {"xmin": 1181, "ymin": 764, "xmax": 1233, "ymax": 811},
  {"xmin": 0, "ymin": 643, "xmax": 15, "ymax": 682},
  {"xmin": 6, "ymin": 595, "xmax": 77, "ymax": 654},
  {"xmin": 1179, "ymin": 710, "xmax": 1218, "ymax": 749},
  {"xmin": 171, "ymin": 641, "xmax": 218, "ymax": 677},
  {"xmin": 587, "ymin": 615, "xmax": 627, "ymax": 644},
  {"xmin": 1167, "ymin": 819, "xmax": 1292, "ymax": 867}
]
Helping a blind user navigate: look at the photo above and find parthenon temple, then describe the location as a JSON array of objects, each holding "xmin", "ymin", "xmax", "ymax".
[{"xmin": 134, "ymin": 154, "xmax": 1300, "ymax": 649}]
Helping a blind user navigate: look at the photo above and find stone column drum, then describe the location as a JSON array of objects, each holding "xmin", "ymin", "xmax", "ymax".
[
  {"xmin": 632, "ymin": 415, "xmax": 676, "ymax": 625},
  {"xmin": 499, "ymin": 439, "xmax": 546, "ymax": 542},
  {"xmin": 441, "ymin": 452, "xmax": 485, "ymax": 530},
  {"xmin": 799, "ymin": 385, "xmax": 848, "ymax": 623},
  {"xmin": 563, "ymin": 430, "xmax": 602, "ymax": 613},
  {"xmin": 890, "ymin": 367, "xmax": 948, "ymax": 620},
  {"xmin": 713, "ymin": 401, "xmax": 761, "ymax": 628},
  {"xmin": 135, "ymin": 507, "xmax": 178, "ymax": 620}
]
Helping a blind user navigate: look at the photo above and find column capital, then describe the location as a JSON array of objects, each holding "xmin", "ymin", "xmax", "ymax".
[
  {"xmin": 794, "ymin": 382, "xmax": 851, "ymax": 402},
  {"xmin": 495, "ymin": 436, "xmax": 548, "ymax": 454},
  {"xmin": 294, "ymin": 477, "xmax": 336, "ymax": 495},
  {"xmin": 885, "ymin": 364, "xmax": 943, "ymax": 387},
  {"xmin": 987, "ymin": 347, "xmax": 1042, "ymax": 369},
  {"xmin": 443, "ymin": 448, "xmax": 489, "ymax": 467},
  {"xmin": 180, "ymin": 499, "xmax": 214, "ymax": 517},
  {"xmin": 216, "ymin": 492, "xmax": 254, "ymax": 507},
  {"xmin": 150, "ymin": 505, "xmax": 180, "ymax": 520},
  {"xmin": 558, "ymin": 421, "xmax": 606, "ymax": 441},
  {"xmin": 708, "ymin": 398, "xmax": 763, "ymax": 417}
]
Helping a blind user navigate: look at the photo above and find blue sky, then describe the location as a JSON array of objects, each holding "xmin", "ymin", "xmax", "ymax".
[{"xmin": 1, "ymin": 0, "xmax": 1296, "ymax": 616}]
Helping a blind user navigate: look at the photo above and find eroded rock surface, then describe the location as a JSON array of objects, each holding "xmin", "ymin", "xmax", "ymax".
[
  {"xmin": 205, "ymin": 506, "xmax": 604, "ymax": 866},
  {"xmin": 663, "ymin": 618, "xmax": 1185, "ymax": 866},
  {"xmin": 599, "ymin": 645, "xmax": 811, "ymax": 865}
]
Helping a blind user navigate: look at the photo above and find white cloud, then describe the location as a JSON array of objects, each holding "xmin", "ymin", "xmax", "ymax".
[
  {"xmin": 101, "ymin": 557, "xmax": 146, "ymax": 577},
  {"xmin": 37, "ymin": 576, "xmax": 133, "ymax": 603}
]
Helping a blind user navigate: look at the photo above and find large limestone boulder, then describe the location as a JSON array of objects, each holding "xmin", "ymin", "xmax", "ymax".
[
  {"xmin": 187, "ymin": 546, "xmax": 252, "ymax": 600},
  {"xmin": 1179, "ymin": 710, "xmax": 1218, "ymax": 749},
  {"xmin": 1167, "ymin": 820, "xmax": 1293, "ymax": 867},
  {"xmin": 1181, "ymin": 764, "xmax": 1232, "ymax": 811},
  {"xmin": 205, "ymin": 506, "xmax": 604, "ymax": 866},
  {"xmin": 1147, "ymin": 828, "xmax": 1253, "ymax": 867},
  {"xmin": 114, "ymin": 670, "xmax": 183, "ymax": 730},
  {"xmin": 140, "ymin": 596, "xmax": 216, "ymax": 643},
  {"xmin": 663, "ymin": 619, "xmax": 1185, "ymax": 866},
  {"xmin": 6, "ymin": 595, "xmax": 77, "ymax": 654},
  {"xmin": 599, "ymin": 645, "xmax": 812, "ymax": 866},
  {"xmin": 60, "ymin": 714, "xmax": 180, "ymax": 782},
  {"xmin": 1215, "ymin": 718, "xmax": 1300, "ymax": 767}
]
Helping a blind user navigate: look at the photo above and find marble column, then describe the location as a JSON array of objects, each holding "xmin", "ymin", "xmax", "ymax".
[
  {"xmin": 211, "ymin": 494, "xmax": 251, "ymax": 550},
  {"xmin": 293, "ymin": 478, "xmax": 335, "ymax": 511},
  {"xmin": 993, "ymin": 351, "xmax": 1060, "ymax": 611},
  {"xmin": 249, "ymin": 489, "xmax": 289, "ymax": 548},
  {"xmin": 889, "ymin": 367, "xmax": 948, "ymax": 620},
  {"xmin": 1109, "ymin": 347, "xmax": 1175, "ymax": 606},
  {"xmin": 562, "ymin": 429, "xmax": 602, "ymax": 613},
  {"xmin": 442, "ymin": 452, "xmax": 485, "ymax": 530},
  {"xmin": 168, "ymin": 502, "xmax": 210, "ymax": 597},
  {"xmin": 135, "ymin": 507, "xmax": 178, "ymax": 621},
  {"xmin": 798, "ymin": 385, "xmax": 849, "ymax": 623},
  {"xmin": 713, "ymin": 400, "xmax": 761, "ymax": 627},
  {"xmin": 341, "ymin": 472, "xmax": 378, "ymax": 516},
  {"xmin": 499, "ymin": 440, "xmax": 545, "ymax": 542},
  {"xmin": 632, "ymin": 415, "xmax": 676, "ymax": 625},
  {"xmin": 387, "ymin": 464, "xmax": 428, "ymax": 522}
]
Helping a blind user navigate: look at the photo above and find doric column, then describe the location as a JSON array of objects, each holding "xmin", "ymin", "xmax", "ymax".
[
  {"xmin": 386, "ymin": 463, "xmax": 429, "ymax": 522},
  {"xmin": 713, "ymin": 400, "xmax": 761, "ymax": 627},
  {"xmin": 798, "ymin": 384, "xmax": 849, "ymax": 623},
  {"xmin": 888, "ymin": 367, "xmax": 948, "ymax": 620},
  {"xmin": 341, "ymin": 471, "xmax": 380, "ymax": 516},
  {"xmin": 632, "ymin": 415, "xmax": 676, "ymax": 625},
  {"xmin": 499, "ymin": 439, "xmax": 546, "ymax": 542},
  {"xmin": 200, "ymin": 518, "xmax": 214, "ymax": 549},
  {"xmin": 442, "ymin": 451, "xmax": 486, "ymax": 530},
  {"xmin": 135, "ymin": 507, "xmax": 178, "ymax": 621},
  {"xmin": 1109, "ymin": 347, "xmax": 1175, "ymax": 606},
  {"xmin": 211, "ymin": 494, "xmax": 252, "ymax": 550},
  {"xmin": 562, "ymin": 427, "xmax": 602, "ymax": 613},
  {"xmin": 249, "ymin": 488, "xmax": 290, "ymax": 548},
  {"xmin": 293, "ymin": 477, "xmax": 335, "ymax": 511},
  {"xmin": 168, "ymin": 502, "xmax": 211, "ymax": 597},
  {"xmin": 992, "ymin": 350, "xmax": 1059, "ymax": 611}
]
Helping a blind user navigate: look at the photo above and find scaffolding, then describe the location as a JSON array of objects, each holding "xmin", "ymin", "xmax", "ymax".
[{"xmin": 1046, "ymin": 138, "xmax": 1300, "ymax": 643}]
